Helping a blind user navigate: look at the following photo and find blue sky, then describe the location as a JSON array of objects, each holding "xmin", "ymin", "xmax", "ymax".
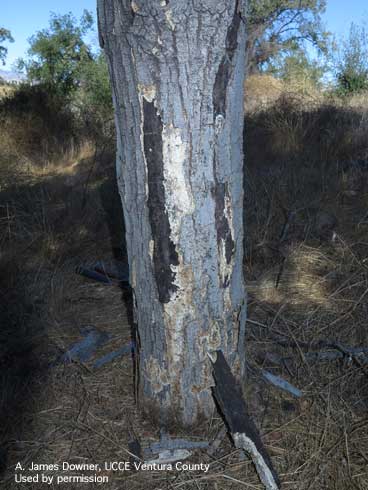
[
  {"xmin": 2, "ymin": 0, "xmax": 97, "ymax": 69},
  {"xmin": 1, "ymin": 0, "xmax": 368, "ymax": 70},
  {"xmin": 325, "ymin": 0, "xmax": 368, "ymax": 35}
]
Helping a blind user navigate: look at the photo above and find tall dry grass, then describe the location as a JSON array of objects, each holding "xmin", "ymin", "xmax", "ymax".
[
  {"xmin": 242, "ymin": 76, "xmax": 368, "ymax": 490},
  {"xmin": 0, "ymin": 83, "xmax": 127, "ymax": 484}
]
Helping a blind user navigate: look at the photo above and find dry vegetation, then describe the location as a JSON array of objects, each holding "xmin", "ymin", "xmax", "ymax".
[{"xmin": 0, "ymin": 76, "xmax": 368, "ymax": 489}]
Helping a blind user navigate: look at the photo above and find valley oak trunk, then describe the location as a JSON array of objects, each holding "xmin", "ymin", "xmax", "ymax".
[{"xmin": 98, "ymin": 0, "xmax": 247, "ymax": 426}]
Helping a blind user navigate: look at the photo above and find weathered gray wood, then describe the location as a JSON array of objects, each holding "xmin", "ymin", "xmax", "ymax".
[
  {"xmin": 269, "ymin": 340, "xmax": 368, "ymax": 365},
  {"xmin": 207, "ymin": 425, "xmax": 227, "ymax": 456},
  {"xmin": 93, "ymin": 342, "xmax": 133, "ymax": 369},
  {"xmin": 143, "ymin": 431, "xmax": 209, "ymax": 459},
  {"xmin": 98, "ymin": 0, "xmax": 247, "ymax": 426},
  {"xmin": 261, "ymin": 370, "xmax": 302, "ymax": 398},
  {"xmin": 60, "ymin": 328, "xmax": 110, "ymax": 364}
]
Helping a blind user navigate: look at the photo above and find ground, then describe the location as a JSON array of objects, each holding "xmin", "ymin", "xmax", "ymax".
[{"xmin": 0, "ymin": 78, "xmax": 368, "ymax": 489}]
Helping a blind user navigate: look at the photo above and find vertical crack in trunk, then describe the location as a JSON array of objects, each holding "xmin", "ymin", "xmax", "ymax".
[
  {"xmin": 143, "ymin": 99, "xmax": 179, "ymax": 303},
  {"xmin": 212, "ymin": 2, "xmax": 240, "ymax": 288},
  {"xmin": 212, "ymin": 180, "xmax": 235, "ymax": 288},
  {"xmin": 213, "ymin": 1, "xmax": 241, "ymax": 117},
  {"xmin": 99, "ymin": 0, "xmax": 247, "ymax": 426}
]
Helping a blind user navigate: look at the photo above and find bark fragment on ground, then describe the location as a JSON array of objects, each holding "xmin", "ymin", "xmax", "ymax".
[{"xmin": 211, "ymin": 350, "xmax": 280, "ymax": 490}]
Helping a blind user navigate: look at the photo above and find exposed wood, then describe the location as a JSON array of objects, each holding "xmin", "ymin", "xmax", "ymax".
[
  {"xmin": 145, "ymin": 449, "xmax": 192, "ymax": 465},
  {"xmin": 93, "ymin": 342, "xmax": 134, "ymax": 369},
  {"xmin": 305, "ymin": 349, "xmax": 368, "ymax": 364},
  {"xmin": 267, "ymin": 348, "xmax": 368, "ymax": 366},
  {"xmin": 60, "ymin": 328, "xmax": 110, "ymax": 364},
  {"xmin": 144, "ymin": 431, "xmax": 209, "ymax": 459},
  {"xmin": 207, "ymin": 425, "xmax": 228, "ymax": 456},
  {"xmin": 261, "ymin": 370, "xmax": 302, "ymax": 398}
]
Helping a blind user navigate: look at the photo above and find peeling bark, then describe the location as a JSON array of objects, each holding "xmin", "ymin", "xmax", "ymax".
[
  {"xmin": 98, "ymin": 0, "xmax": 247, "ymax": 427},
  {"xmin": 212, "ymin": 351, "xmax": 280, "ymax": 490},
  {"xmin": 213, "ymin": 182, "xmax": 235, "ymax": 265},
  {"xmin": 143, "ymin": 99, "xmax": 179, "ymax": 303}
]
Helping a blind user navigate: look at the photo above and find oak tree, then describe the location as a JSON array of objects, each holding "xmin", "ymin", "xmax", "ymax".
[
  {"xmin": 246, "ymin": 0, "xmax": 328, "ymax": 75},
  {"xmin": 0, "ymin": 27, "xmax": 13, "ymax": 65},
  {"xmin": 98, "ymin": 0, "xmax": 247, "ymax": 426}
]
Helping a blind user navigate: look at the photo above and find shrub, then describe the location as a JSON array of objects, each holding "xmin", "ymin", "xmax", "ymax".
[
  {"xmin": 73, "ymin": 52, "xmax": 114, "ymax": 141},
  {"xmin": 334, "ymin": 23, "xmax": 368, "ymax": 95},
  {"xmin": 17, "ymin": 11, "xmax": 93, "ymax": 98}
]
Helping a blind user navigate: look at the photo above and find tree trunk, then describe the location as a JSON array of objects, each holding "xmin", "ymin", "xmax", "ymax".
[{"xmin": 98, "ymin": 0, "xmax": 247, "ymax": 427}]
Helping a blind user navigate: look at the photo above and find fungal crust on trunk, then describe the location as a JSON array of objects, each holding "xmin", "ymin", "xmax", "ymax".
[{"xmin": 143, "ymin": 99, "xmax": 179, "ymax": 304}]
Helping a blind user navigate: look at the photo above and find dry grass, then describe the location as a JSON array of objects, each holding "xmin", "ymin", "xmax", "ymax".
[
  {"xmin": 244, "ymin": 74, "xmax": 325, "ymax": 115},
  {"xmin": 242, "ymin": 79, "xmax": 368, "ymax": 490},
  {"xmin": 0, "ymin": 80, "xmax": 368, "ymax": 490},
  {"xmin": 245, "ymin": 74, "xmax": 284, "ymax": 113},
  {"xmin": 0, "ymin": 84, "xmax": 15, "ymax": 98}
]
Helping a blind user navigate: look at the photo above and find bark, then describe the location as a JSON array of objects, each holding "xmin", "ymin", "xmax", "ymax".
[{"xmin": 98, "ymin": 0, "xmax": 247, "ymax": 427}]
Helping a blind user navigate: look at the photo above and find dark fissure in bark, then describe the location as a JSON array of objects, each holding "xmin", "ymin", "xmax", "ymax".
[
  {"xmin": 212, "ymin": 181, "xmax": 235, "ymax": 279},
  {"xmin": 213, "ymin": 2, "xmax": 241, "ymax": 117},
  {"xmin": 143, "ymin": 99, "xmax": 179, "ymax": 303}
]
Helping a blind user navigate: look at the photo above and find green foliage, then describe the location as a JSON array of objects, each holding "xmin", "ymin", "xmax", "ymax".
[
  {"xmin": 334, "ymin": 23, "xmax": 368, "ymax": 95},
  {"xmin": 17, "ymin": 11, "xmax": 93, "ymax": 97},
  {"xmin": 246, "ymin": 0, "xmax": 329, "ymax": 75},
  {"xmin": 0, "ymin": 27, "xmax": 14, "ymax": 65},
  {"xmin": 16, "ymin": 11, "xmax": 113, "ymax": 138},
  {"xmin": 267, "ymin": 47, "xmax": 326, "ymax": 91},
  {"xmin": 73, "ymin": 52, "xmax": 113, "ymax": 136}
]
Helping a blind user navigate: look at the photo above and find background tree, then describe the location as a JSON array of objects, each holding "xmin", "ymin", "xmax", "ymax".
[
  {"xmin": 246, "ymin": 0, "xmax": 329, "ymax": 76},
  {"xmin": 98, "ymin": 0, "xmax": 247, "ymax": 427},
  {"xmin": 17, "ymin": 11, "xmax": 94, "ymax": 97},
  {"xmin": 266, "ymin": 46, "xmax": 326, "ymax": 92},
  {"xmin": 14, "ymin": 11, "xmax": 113, "ymax": 146},
  {"xmin": 0, "ymin": 27, "xmax": 14, "ymax": 65},
  {"xmin": 334, "ymin": 22, "xmax": 368, "ymax": 95},
  {"xmin": 74, "ymin": 51, "xmax": 113, "ymax": 137}
]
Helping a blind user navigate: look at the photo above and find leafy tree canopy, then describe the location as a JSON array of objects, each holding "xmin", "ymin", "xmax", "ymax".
[
  {"xmin": 266, "ymin": 46, "xmax": 327, "ymax": 91},
  {"xmin": 246, "ymin": 0, "xmax": 329, "ymax": 75},
  {"xmin": 17, "ymin": 11, "xmax": 94, "ymax": 96},
  {"xmin": 334, "ymin": 22, "xmax": 368, "ymax": 95},
  {"xmin": 0, "ymin": 27, "xmax": 14, "ymax": 65},
  {"xmin": 74, "ymin": 51, "xmax": 114, "ymax": 136}
]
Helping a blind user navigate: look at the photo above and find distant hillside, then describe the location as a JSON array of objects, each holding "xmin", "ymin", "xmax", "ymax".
[{"xmin": 0, "ymin": 69, "xmax": 26, "ymax": 84}]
